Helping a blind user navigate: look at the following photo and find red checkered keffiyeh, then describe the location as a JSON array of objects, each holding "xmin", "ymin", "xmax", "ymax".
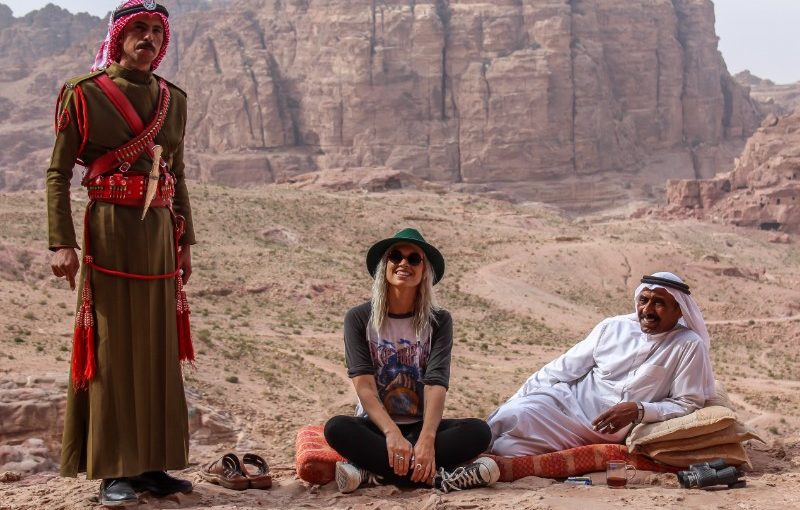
[{"xmin": 91, "ymin": 0, "xmax": 171, "ymax": 71}]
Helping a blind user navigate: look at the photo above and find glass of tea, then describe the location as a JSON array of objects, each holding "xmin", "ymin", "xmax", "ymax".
[{"xmin": 606, "ymin": 460, "xmax": 636, "ymax": 488}]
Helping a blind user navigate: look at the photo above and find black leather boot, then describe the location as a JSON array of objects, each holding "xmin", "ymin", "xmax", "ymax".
[
  {"xmin": 99, "ymin": 478, "xmax": 138, "ymax": 506},
  {"xmin": 130, "ymin": 470, "xmax": 193, "ymax": 496}
]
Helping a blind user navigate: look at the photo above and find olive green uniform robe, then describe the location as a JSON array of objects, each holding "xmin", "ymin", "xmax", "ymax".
[{"xmin": 46, "ymin": 63, "xmax": 196, "ymax": 479}]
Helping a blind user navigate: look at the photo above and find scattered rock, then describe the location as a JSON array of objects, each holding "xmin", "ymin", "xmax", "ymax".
[
  {"xmin": 0, "ymin": 243, "xmax": 49, "ymax": 282},
  {"xmin": 186, "ymin": 391, "xmax": 238, "ymax": 446},
  {"xmin": 708, "ymin": 266, "xmax": 765, "ymax": 281},
  {"xmin": 0, "ymin": 438, "xmax": 56, "ymax": 474},
  {"xmin": 769, "ymin": 233, "xmax": 791, "ymax": 244},
  {"xmin": 0, "ymin": 375, "xmax": 66, "ymax": 468},
  {"xmin": 763, "ymin": 114, "xmax": 780, "ymax": 128},
  {"xmin": 261, "ymin": 226, "xmax": 298, "ymax": 245},
  {"xmin": 195, "ymin": 287, "xmax": 235, "ymax": 297},
  {"xmin": 245, "ymin": 284, "xmax": 274, "ymax": 294},
  {"xmin": 0, "ymin": 471, "xmax": 22, "ymax": 483}
]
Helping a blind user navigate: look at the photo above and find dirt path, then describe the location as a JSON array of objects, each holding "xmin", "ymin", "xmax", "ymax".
[{"xmin": 459, "ymin": 251, "xmax": 602, "ymax": 336}]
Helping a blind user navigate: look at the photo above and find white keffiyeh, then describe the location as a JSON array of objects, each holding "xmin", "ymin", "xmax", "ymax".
[{"xmin": 635, "ymin": 271, "xmax": 714, "ymax": 397}]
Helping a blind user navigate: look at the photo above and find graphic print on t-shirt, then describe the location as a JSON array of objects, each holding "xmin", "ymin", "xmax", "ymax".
[{"xmin": 369, "ymin": 338, "xmax": 427, "ymax": 419}]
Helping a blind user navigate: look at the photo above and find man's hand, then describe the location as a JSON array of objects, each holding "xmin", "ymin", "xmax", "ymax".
[
  {"xmin": 50, "ymin": 248, "xmax": 79, "ymax": 290},
  {"xmin": 385, "ymin": 429, "xmax": 414, "ymax": 477},
  {"xmin": 178, "ymin": 244, "xmax": 192, "ymax": 284},
  {"xmin": 411, "ymin": 432, "xmax": 436, "ymax": 484},
  {"xmin": 592, "ymin": 401, "xmax": 639, "ymax": 433}
]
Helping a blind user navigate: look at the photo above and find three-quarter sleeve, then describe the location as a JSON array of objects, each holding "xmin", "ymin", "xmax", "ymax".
[
  {"xmin": 344, "ymin": 303, "xmax": 375, "ymax": 377},
  {"xmin": 422, "ymin": 310, "xmax": 453, "ymax": 389}
]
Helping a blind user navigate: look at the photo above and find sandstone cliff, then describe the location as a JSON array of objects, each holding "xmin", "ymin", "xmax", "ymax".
[
  {"xmin": 0, "ymin": 0, "xmax": 761, "ymax": 209},
  {"xmin": 734, "ymin": 70, "xmax": 800, "ymax": 118},
  {"xmin": 664, "ymin": 110, "xmax": 800, "ymax": 234}
]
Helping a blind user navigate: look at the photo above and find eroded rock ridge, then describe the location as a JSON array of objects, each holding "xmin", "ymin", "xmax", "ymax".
[
  {"xmin": 0, "ymin": 0, "xmax": 760, "ymax": 208},
  {"xmin": 665, "ymin": 110, "xmax": 800, "ymax": 234}
]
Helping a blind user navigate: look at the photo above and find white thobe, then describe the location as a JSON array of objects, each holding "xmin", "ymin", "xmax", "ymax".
[{"xmin": 487, "ymin": 313, "xmax": 712, "ymax": 456}]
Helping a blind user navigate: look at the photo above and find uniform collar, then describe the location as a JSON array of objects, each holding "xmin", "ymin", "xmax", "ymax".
[{"xmin": 107, "ymin": 62, "xmax": 154, "ymax": 85}]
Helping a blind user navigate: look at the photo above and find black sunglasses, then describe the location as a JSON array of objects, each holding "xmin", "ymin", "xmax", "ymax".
[{"xmin": 387, "ymin": 250, "xmax": 423, "ymax": 266}]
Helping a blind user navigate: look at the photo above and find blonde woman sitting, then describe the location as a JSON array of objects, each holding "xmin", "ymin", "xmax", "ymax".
[{"xmin": 324, "ymin": 228, "xmax": 499, "ymax": 493}]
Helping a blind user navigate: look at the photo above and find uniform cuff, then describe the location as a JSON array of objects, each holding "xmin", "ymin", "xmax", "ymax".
[{"xmin": 49, "ymin": 243, "xmax": 80, "ymax": 252}]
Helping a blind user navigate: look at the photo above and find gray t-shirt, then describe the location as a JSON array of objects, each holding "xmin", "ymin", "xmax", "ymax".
[{"xmin": 344, "ymin": 302, "xmax": 453, "ymax": 423}]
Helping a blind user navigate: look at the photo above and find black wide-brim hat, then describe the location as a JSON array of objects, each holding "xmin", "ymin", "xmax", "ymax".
[{"xmin": 366, "ymin": 228, "xmax": 445, "ymax": 285}]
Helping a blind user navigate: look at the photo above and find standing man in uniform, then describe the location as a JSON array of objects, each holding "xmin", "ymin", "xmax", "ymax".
[{"xmin": 47, "ymin": 1, "xmax": 196, "ymax": 505}]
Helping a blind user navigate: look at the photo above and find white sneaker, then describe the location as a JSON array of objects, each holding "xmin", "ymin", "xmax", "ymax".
[
  {"xmin": 434, "ymin": 457, "xmax": 500, "ymax": 493},
  {"xmin": 335, "ymin": 461, "xmax": 381, "ymax": 493}
]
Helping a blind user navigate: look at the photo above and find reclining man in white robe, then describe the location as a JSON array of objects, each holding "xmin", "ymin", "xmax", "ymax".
[{"xmin": 488, "ymin": 272, "xmax": 715, "ymax": 456}]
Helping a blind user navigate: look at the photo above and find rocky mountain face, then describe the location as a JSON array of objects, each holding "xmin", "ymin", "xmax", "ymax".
[
  {"xmin": 664, "ymin": 110, "xmax": 800, "ymax": 234},
  {"xmin": 0, "ymin": 4, "xmax": 100, "ymax": 68},
  {"xmin": 734, "ymin": 70, "xmax": 800, "ymax": 118},
  {"xmin": 0, "ymin": 0, "xmax": 761, "ymax": 209}
]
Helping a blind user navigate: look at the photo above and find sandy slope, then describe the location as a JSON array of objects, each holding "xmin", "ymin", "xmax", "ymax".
[{"xmin": 1, "ymin": 185, "xmax": 799, "ymax": 509}]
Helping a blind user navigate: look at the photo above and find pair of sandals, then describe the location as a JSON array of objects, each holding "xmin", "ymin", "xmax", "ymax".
[{"xmin": 199, "ymin": 453, "xmax": 272, "ymax": 490}]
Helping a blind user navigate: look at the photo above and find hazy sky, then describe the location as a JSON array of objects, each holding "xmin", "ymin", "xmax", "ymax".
[
  {"xmin": 3, "ymin": 0, "xmax": 799, "ymax": 84},
  {"xmin": 715, "ymin": 0, "xmax": 800, "ymax": 83}
]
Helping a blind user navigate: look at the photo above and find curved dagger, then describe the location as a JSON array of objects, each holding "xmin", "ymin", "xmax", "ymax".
[{"xmin": 141, "ymin": 144, "xmax": 163, "ymax": 220}]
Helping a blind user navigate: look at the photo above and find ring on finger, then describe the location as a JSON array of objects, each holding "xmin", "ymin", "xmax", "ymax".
[{"xmin": 415, "ymin": 463, "xmax": 423, "ymax": 470}]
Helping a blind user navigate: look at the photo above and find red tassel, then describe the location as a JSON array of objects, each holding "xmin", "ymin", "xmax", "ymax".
[
  {"xmin": 175, "ymin": 275, "xmax": 195, "ymax": 363},
  {"xmin": 83, "ymin": 324, "xmax": 96, "ymax": 383},
  {"xmin": 71, "ymin": 278, "xmax": 96, "ymax": 389},
  {"xmin": 71, "ymin": 325, "xmax": 86, "ymax": 389}
]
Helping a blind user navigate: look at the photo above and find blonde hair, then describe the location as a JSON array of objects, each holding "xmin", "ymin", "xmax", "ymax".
[{"xmin": 369, "ymin": 246, "xmax": 440, "ymax": 336}]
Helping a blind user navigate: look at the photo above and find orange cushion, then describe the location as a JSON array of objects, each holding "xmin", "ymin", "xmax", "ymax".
[
  {"xmin": 295, "ymin": 425, "xmax": 345, "ymax": 485},
  {"xmin": 294, "ymin": 425, "xmax": 674, "ymax": 484}
]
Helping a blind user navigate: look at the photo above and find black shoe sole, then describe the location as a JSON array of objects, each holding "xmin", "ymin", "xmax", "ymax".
[
  {"xmin": 131, "ymin": 485, "xmax": 193, "ymax": 497},
  {"xmin": 99, "ymin": 497, "xmax": 139, "ymax": 507},
  {"xmin": 129, "ymin": 480, "xmax": 193, "ymax": 497}
]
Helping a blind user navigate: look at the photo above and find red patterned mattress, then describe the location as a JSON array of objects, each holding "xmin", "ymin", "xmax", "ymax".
[{"xmin": 295, "ymin": 425, "xmax": 675, "ymax": 485}]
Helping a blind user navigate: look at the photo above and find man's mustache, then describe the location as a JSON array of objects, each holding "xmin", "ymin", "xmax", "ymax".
[
  {"xmin": 639, "ymin": 313, "xmax": 659, "ymax": 321},
  {"xmin": 136, "ymin": 42, "xmax": 156, "ymax": 51}
]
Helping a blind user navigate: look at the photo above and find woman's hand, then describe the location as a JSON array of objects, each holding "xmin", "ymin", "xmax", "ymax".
[
  {"xmin": 411, "ymin": 433, "xmax": 436, "ymax": 483},
  {"xmin": 352, "ymin": 375, "xmax": 413, "ymax": 476},
  {"xmin": 385, "ymin": 429, "xmax": 414, "ymax": 476}
]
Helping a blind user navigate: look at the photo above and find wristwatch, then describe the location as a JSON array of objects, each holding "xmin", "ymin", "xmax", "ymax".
[{"xmin": 635, "ymin": 401, "xmax": 645, "ymax": 424}]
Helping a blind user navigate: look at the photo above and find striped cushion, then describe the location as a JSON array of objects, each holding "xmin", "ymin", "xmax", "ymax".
[{"xmin": 295, "ymin": 425, "xmax": 345, "ymax": 485}]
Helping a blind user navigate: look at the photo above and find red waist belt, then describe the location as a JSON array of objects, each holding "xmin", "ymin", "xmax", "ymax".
[{"xmin": 86, "ymin": 172, "xmax": 175, "ymax": 207}]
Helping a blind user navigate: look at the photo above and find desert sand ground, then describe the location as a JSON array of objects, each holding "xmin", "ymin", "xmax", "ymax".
[{"xmin": 1, "ymin": 183, "xmax": 799, "ymax": 509}]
